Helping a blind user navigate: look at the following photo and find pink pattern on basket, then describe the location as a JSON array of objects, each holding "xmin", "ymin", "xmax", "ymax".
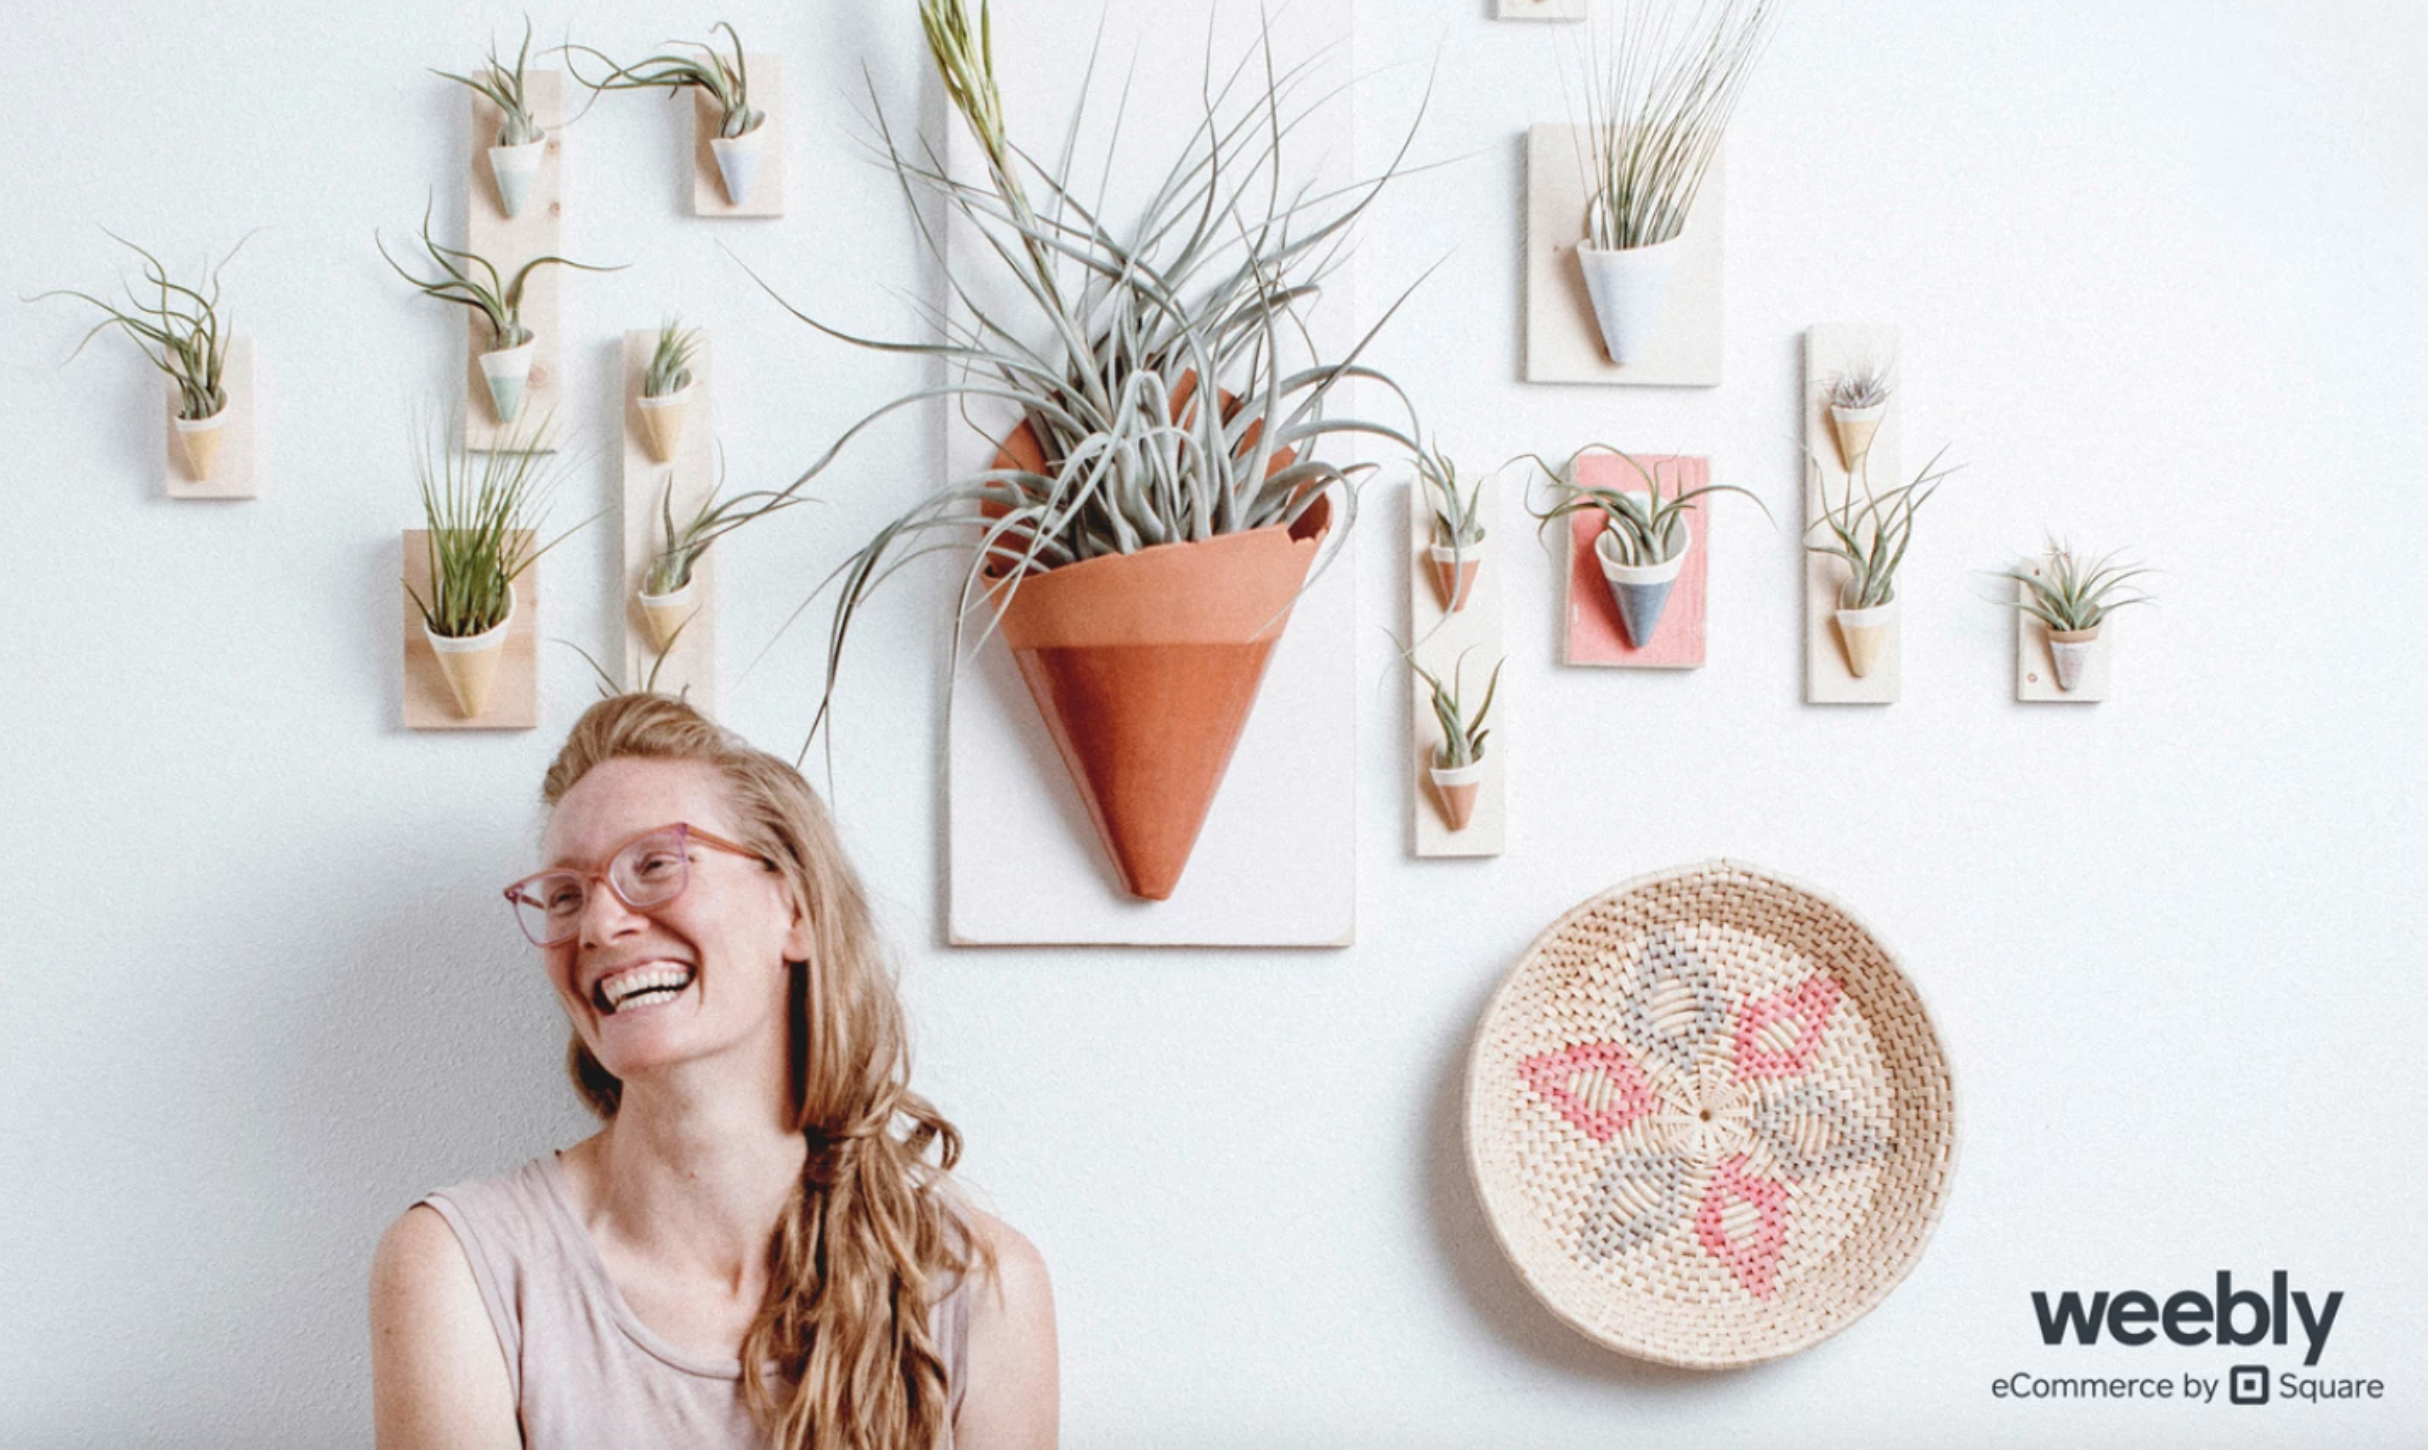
[
  {"xmin": 1732, "ymin": 974, "xmax": 1842, "ymax": 1080},
  {"xmin": 1520, "ymin": 1042, "xmax": 1657, "ymax": 1142},
  {"xmin": 1695, "ymin": 1155, "xmax": 1790, "ymax": 1298}
]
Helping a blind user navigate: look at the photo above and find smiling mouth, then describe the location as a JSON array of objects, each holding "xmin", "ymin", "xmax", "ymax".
[{"xmin": 592, "ymin": 963, "xmax": 698, "ymax": 1015}]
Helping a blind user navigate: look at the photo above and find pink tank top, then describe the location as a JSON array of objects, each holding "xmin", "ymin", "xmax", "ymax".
[{"xmin": 419, "ymin": 1154, "xmax": 970, "ymax": 1448}]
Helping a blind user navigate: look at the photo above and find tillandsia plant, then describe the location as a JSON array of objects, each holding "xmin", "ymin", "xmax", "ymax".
[
  {"xmin": 566, "ymin": 22, "xmax": 764, "ymax": 138},
  {"xmin": 1567, "ymin": 0, "xmax": 1782, "ymax": 252},
  {"xmin": 1421, "ymin": 445, "xmax": 1486, "ymax": 550},
  {"xmin": 1827, "ymin": 362, "xmax": 1891, "ymax": 412},
  {"xmin": 34, "ymin": 232, "xmax": 246, "ymax": 421},
  {"xmin": 408, "ymin": 414, "xmax": 593, "ymax": 640},
  {"xmin": 378, "ymin": 202, "xmax": 620, "ymax": 352},
  {"xmin": 434, "ymin": 19, "xmax": 547, "ymax": 147},
  {"xmin": 1526, "ymin": 443, "xmax": 1769, "ymax": 566},
  {"xmin": 642, "ymin": 458, "xmax": 806, "ymax": 598},
  {"xmin": 1414, "ymin": 649, "xmax": 1503, "ymax": 770},
  {"xmin": 2000, "ymin": 540, "xmax": 2153, "ymax": 634},
  {"xmin": 1805, "ymin": 446, "xmax": 1962, "ymax": 610},
  {"xmin": 644, "ymin": 317, "xmax": 700, "ymax": 399}
]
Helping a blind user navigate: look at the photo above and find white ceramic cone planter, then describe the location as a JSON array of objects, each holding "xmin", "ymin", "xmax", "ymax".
[
  {"xmin": 2047, "ymin": 625, "xmax": 2099, "ymax": 692},
  {"xmin": 637, "ymin": 576, "xmax": 699, "ymax": 654},
  {"xmin": 710, "ymin": 126, "xmax": 767, "ymax": 207},
  {"xmin": 1429, "ymin": 758, "xmax": 1485, "ymax": 833},
  {"xmin": 488, "ymin": 139, "xmax": 545, "ymax": 218},
  {"xmin": 1576, "ymin": 235, "xmax": 1684, "ymax": 365},
  {"xmin": 1830, "ymin": 402, "xmax": 1886, "ymax": 472},
  {"xmin": 1427, "ymin": 538, "xmax": 1484, "ymax": 613},
  {"xmin": 173, "ymin": 409, "xmax": 229, "ymax": 482},
  {"xmin": 1834, "ymin": 596, "xmax": 1896, "ymax": 679},
  {"xmin": 479, "ymin": 339, "xmax": 537, "ymax": 424},
  {"xmin": 636, "ymin": 387, "xmax": 693, "ymax": 465},
  {"xmin": 425, "ymin": 592, "xmax": 515, "ymax": 720},
  {"xmin": 1594, "ymin": 517, "xmax": 1690, "ymax": 649}
]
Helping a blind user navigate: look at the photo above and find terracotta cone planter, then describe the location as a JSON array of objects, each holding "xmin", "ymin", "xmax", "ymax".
[
  {"xmin": 479, "ymin": 339, "xmax": 536, "ymax": 424},
  {"xmin": 637, "ymin": 387, "xmax": 692, "ymax": 464},
  {"xmin": 1576, "ymin": 235, "xmax": 1684, "ymax": 365},
  {"xmin": 174, "ymin": 409, "xmax": 229, "ymax": 482},
  {"xmin": 1830, "ymin": 401, "xmax": 1885, "ymax": 472},
  {"xmin": 989, "ymin": 419, "xmax": 1323, "ymax": 901},
  {"xmin": 1595, "ymin": 517, "xmax": 1690, "ymax": 649},
  {"xmin": 710, "ymin": 126, "xmax": 767, "ymax": 206},
  {"xmin": 1835, "ymin": 597, "xmax": 1896, "ymax": 679},
  {"xmin": 637, "ymin": 576, "xmax": 698, "ymax": 653},
  {"xmin": 425, "ymin": 593, "xmax": 515, "ymax": 719},
  {"xmin": 2047, "ymin": 624, "xmax": 2099, "ymax": 692},
  {"xmin": 1427, "ymin": 539, "xmax": 1483, "ymax": 613},
  {"xmin": 1430, "ymin": 758, "xmax": 1484, "ymax": 832},
  {"xmin": 488, "ymin": 139, "xmax": 545, "ymax": 219}
]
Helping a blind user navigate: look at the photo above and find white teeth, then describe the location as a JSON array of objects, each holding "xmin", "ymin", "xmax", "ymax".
[{"xmin": 597, "ymin": 963, "xmax": 696, "ymax": 1012}]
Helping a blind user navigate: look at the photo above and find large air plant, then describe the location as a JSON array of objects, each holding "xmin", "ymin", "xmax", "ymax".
[
  {"xmin": 1569, "ymin": 0, "xmax": 1781, "ymax": 251},
  {"xmin": 1527, "ymin": 442, "xmax": 1769, "ymax": 567},
  {"xmin": 409, "ymin": 416, "xmax": 591, "ymax": 640},
  {"xmin": 1806, "ymin": 446, "xmax": 1961, "ymax": 610},
  {"xmin": 35, "ymin": 233, "xmax": 244, "ymax": 422},
  {"xmin": 764, "ymin": 0, "xmax": 1429, "ymax": 737},
  {"xmin": 378, "ymin": 202, "xmax": 619, "ymax": 352},
  {"xmin": 567, "ymin": 23, "xmax": 765, "ymax": 140}
]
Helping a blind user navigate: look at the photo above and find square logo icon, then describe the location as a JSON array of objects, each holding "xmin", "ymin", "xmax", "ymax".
[{"xmin": 2229, "ymin": 1365, "xmax": 2270, "ymax": 1406}]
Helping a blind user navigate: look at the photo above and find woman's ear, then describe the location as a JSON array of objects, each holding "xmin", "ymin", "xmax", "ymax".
[{"xmin": 780, "ymin": 898, "xmax": 815, "ymax": 966}]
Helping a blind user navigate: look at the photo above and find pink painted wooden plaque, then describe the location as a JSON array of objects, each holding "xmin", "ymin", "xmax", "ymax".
[{"xmin": 1562, "ymin": 453, "xmax": 1708, "ymax": 669}]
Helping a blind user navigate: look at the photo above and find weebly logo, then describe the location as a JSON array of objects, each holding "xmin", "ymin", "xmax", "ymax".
[{"xmin": 2033, "ymin": 1271, "xmax": 2343, "ymax": 1367}]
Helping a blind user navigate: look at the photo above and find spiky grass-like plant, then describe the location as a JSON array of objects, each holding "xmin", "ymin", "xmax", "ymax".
[
  {"xmin": 2000, "ymin": 540, "xmax": 2152, "ymax": 633},
  {"xmin": 644, "ymin": 317, "xmax": 699, "ymax": 398},
  {"xmin": 642, "ymin": 458, "xmax": 808, "ymax": 597},
  {"xmin": 1527, "ymin": 443, "xmax": 1770, "ymax": 566},
  {"xmin": 1828, "ymin": 361, "xmax": 1891, "ymax": 410},
  {"xmin": 755, "ymin": 0, "xmax": 1431, "ymax": 739},
  {"xmin": 409, "ymin": 416, "xmax": 593, "ymax": 638},
  {"xmin": 34, "ymin": 232, "xmax": 247, "ymax": 420},
  {"xmin": 435, "ymin": 20, "xmax": 546, "ymax": 146},
  {"xmin": 566, "ymin": 22, "xmax": 764, "ymax": 139},
  {"xmin": 1805, "ymin": 447, "xmax": 1962, "ymax": 609},
  {"xmin": 378, "ymin": 202, "xmax": 622, "ymax": 349},
  {"xmin": 1567, "ymin": 0, "xmax": 1781, "ymax": 250},
  {"xmin": 1414, "ymin": 649, "xmax": 1503, "ymax": 769},
  {"xmin": 1420, "ymin": 445, "xmax": 1486, "ymax": 548}
]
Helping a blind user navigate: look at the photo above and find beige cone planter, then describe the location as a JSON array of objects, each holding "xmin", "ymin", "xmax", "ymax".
[
  {"xmin": 1428, "ymin": 537, "xmax": 1484, "ymax": 613},
  {"xmin": 636, "ymin": 386, "xmax": 693, "ymax": 464},
  {"xmin": 424, "ymin": 592, "xmax": 516, "ymax": 719},
  {"xmin": 1829, "ymin": 402, "xmax": 1885, "ymax": 473},
  {"xmin": 1834, "ymin": 597, "xmax": 1895, "ymax": 680},
  {"xmin": 2046, "ymin": 625, "xmax": 2098, "ymax": 692},
  {"xmin": 1430, "ymin": 758, "xmax": 1484, "ymax": 832},
  {"xmin": 637, "ymin": 576, "xmax": 698, "ymax": 653},
  {"xmin": 173, "ymin": 410, "xmax": 229, "ymax": 482}
]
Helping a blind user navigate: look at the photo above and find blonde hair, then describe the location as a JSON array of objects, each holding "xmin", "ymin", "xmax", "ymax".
[{"xmin": 541, "ymin": 693, "xmax": 986, "ymax": 1449}]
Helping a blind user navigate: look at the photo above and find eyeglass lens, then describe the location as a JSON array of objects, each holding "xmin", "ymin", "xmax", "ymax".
[{"xmin": 512, "ymin": 829, "xmax": 692, "ymax": 946}]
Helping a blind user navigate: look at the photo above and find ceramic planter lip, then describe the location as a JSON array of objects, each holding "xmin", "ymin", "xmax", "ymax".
[
  {"xmin": 1829, "ymin": 400, "xmax": 1887, "ymax": 424},
  {"xmin": 636, "ymin": 382, "xmax": 694, "ymax": 411},
  {"xmin": 423, "ymin": 586, "xmax": 517, "ymax": 652},
  {"xmin": 1428, "ymin": 756, "xmax": 1486, "ymax": 785},
  {"xmin": 1834, "ymin": 593, "xmax": 1897, "ymax": 626},
  {"xmin": 637, "ymin": 573, "xmax": 696, "ymax": 609},
  {"xmin": 1593, "ymin": 516, "xmax": 1691, "ymax": 585},
  {"xmin": 1426, "ymin": 535, "xmax": 1487, "ymax": 563},
  {"xmin": 480, "ymin": 337, "xmax": 537, "ymax": 369},
  {"xmin": 172, "ymin": 406, "xmax": 229, "ymax": 432},
  {"xmin": 2046, "ymin": 623, "xmax": 2101, "ymax": 643}
]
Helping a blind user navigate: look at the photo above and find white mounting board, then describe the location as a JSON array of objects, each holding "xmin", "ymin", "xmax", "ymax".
[
  {"xmin": 1803, "ymin": 324, "xmax": 1902, "ymax": 703},
  {"xmin": 2014, "ymin": 563, "xmax": 2116, "ymax": 702},
  {"xmin": 692, "ymin": 57, "xmax": 786, "ymax": 217},
  {"xmin": 164, "ymin": 337, "xmax": 256, "ymax": 499},
  {"xmin": 1409, "ymin": 478, "xmax": 1504, "ymax": 858},
  {"xmin": 942, "ymin": 0, "xmax": 1356, "ymax": 947},
  {"xmin": 1525, "ymin": 125, "xmax": 1723, "ymax": 386},
  {"xmin": 619, "ymin": 330, "xmax": 717, "ymax": 711},
  {"xmin": 464, "ymin": 72, "xmax": 564, "ymax": 451}
]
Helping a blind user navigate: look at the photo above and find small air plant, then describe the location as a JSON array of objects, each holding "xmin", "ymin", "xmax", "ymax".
[
  {"xmin": 1419, "ymin": 445, "xmax": 1488, "ymax": 613},
  {"xmin": 1826, "ymin": 361, "xmax": 1893, "ymax": 472},
  {"xmin": 2000, "ymin": 539, "xmax": 2153, "ymax": 692},
  {"xmin": 635, "ymin": 317, "xmax": 701, "ymax": 463},
  {"xmin": 409, "ymin": 414, "xmax": 596, "ymax": 717},
  {"xmin": 636, "ymin": 458, "xmax": 808, "ymax": 653},
  {"xmin": 34, "ymin": 233, "xmax": 245, "ymax": 479},
  {"xmin": 567, "ymin": 23, "xmax": 768, "ymax": 204},
  {"xmin": 378, "ymin": 202, "xmax": 623, "ymax": 422},
  {"xmin": 1805, "ymin": 446, "xmax": 1963, "ymax": 678},
  {"xmin": 1563, "ymin": 0, "xmax": 1782, "ymax": 363},
  {"xmin": 1412, "ymin": 648, "xmax": 1503, "ymax": 832},
  {"xmin": 435, "ymin": 20, "xmax": 549, "ymax": 217},
  {"xmin": 1528, "ymin": 443, "xmax": 1770, "ymax": 648}
]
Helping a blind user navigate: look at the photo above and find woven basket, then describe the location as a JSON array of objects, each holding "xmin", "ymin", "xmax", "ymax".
[{"xmin": 1465, "ymin": 860, "xmax": 1956, "ymax": 1368}]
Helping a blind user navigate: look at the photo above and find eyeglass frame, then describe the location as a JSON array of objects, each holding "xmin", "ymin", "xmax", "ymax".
[{"xmin": 502, "ymin": 821, "xmax": 774, "ymax": 948}]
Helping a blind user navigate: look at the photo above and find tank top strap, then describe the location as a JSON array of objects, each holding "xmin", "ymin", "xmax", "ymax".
[{"xmin": 415, "ymin": 1156, "xmax": 577, "ymax": 1407}]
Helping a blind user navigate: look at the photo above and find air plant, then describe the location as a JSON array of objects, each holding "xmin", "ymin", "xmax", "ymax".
[
  {"xmin": 1827, "ymin": 362, "xmax": 1892, "ymax": 412},
  {"xmin": 378, "ymin": 202, "xmax": 619, "ymax": 352},
  {"xmin": 567, "ymin": 23, "xmax": 765, "ymax": 139},
  {"xmin": 1567, "ymin": 0, "xmax": 1781, "ymax": 252},
  {"xmin": 435, "ymin": 21, "xmax": 546, "ymax": 147},
  {"xmin": 1421, "ymin": 446, "xmax": 1486, "ymax": 550},
  {"xmin": 644, "ymin": 317, "xmax": 699, "ymax": 399},
  {"xmin": 642, "ymin": 457, "xmax": 806, "ymax": 599},
  {"xmin": 408, "ymin": 414, "xmax": 593, "ymax": 641},
  {"xmin": 1805, "ymin": 446, "xmax": 1962, "ymax": 610},
  {"xmin": 1527, "ymin": 443, "xmax": 1769, "ymax": 566},
  {"xmin": 2001, "ymin": 541, "xmax": 2152, "ymax": 633},
  {"xmin": 34, "ymin": 232, "xmax": 244, "ymax": 422},
  {"xmin": 1414, "ymin": 649, "xmax": 1503, "ymax": 771}
]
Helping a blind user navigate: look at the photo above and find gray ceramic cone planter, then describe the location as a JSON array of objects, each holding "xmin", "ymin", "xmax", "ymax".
[
  {"xmin": 2047, "ymin": 625, "xmax": 2099, "ymax": 692},
  {"xmin": 711, "ymin": 126, "xmax": 767, "ymax": 206},
  {"xmin": 1594, "ymin": 516, "xmax": 1690, "ymax": 648},
  {"xmin": 1576, "ymin": 235, "xmax": 1684, "ymax": 365},
  {"xmin": 479, "ymin": 340, "xmax": 535, "ymax": 423},
  {"xmin": 489, "ymin": 140, "xmax": 545, "ymax": 218}
]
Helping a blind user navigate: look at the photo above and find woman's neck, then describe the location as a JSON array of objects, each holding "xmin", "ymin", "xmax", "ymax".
[{"xmin": 579, "ymin": 1074, "xmax": 807, "ymax": 1293}]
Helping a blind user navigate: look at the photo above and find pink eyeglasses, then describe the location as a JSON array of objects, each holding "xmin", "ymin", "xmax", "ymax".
[{"xmin": 502, "ymin": 822, "xmax": 769, "ymax": 947}]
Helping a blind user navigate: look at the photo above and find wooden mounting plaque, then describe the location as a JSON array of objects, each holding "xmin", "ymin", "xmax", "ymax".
[
  {"xmin": 1525, "ymin": 125, "xmax": 1723, "ymax": 387},
  {"xmin": 2015, "ymin": 561, "xmax": 2115, "ymax": 703},
  {"xmin": 621, "ymin": 329, "xmax": 718, "ymax": 711},
  {"xmin": 1410, "ymin": 476, "xmax": 1504, "ymax": 859},
  {"xmin": 164, "ymin": 337, "xmax": 257, "ymax": 499},
  {"xmin": 401, "ymin": 529, "xmax": 539, "ymax": 731},
  {"xmin": 1559, "ymin": 453, "xmax": 1710, "ymax": 669},
  {"xmin": 1804, "ymin": 324, "xmax": 1902, "ymax": 703},
  {"xmin": 692, "ymin": 57, "xmax": 786, "ymax": 217},
  {"xmin": 465, "ymin": 71, "xmax": 564, "ymax": 451}
]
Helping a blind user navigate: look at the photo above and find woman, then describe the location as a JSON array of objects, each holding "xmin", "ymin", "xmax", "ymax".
[{"xmin": 369, "ymin": 694, "xmax": 1057, "ymax": 1449}]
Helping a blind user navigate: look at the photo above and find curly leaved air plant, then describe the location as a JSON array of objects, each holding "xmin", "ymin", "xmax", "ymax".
[
  {"xmin": 734, "ymin": 0, "xmax": 1439, "ymax": 752},
  {"xmin": 1999, "ymin": 540, "xmax": 2153, "ymax": 634},
  {"xmin": 1566, "ymin": 0, "xmax": 1782, "ymax": 250},
  {"xmin": 643, "ymin": 454, "xmax": 812, "ymax": 598},
  {"xmin": 1804, "ymin": 446, "xmax": 1963, "ymax": 609},
  {"xmin": 434, "ymin": 19, "xmax": 547, "ymax": 147},
  {"xmin": 32, "ymin": 231, "xmax": 250, "ymax": 420},
  {"xmin": 1525, "ymin": 443, "xmax": 1772, "ymax": 566},
  {"xmin": 644, "ymin": 317, "xmax": 700, "ymax": 399},
  {"xmin": 377, "ymin": 200, "xmax": 624, "ymax": 350},
  {"xmin": 566, "ymin": 22, "xmax": 765, "ymax": 140}
]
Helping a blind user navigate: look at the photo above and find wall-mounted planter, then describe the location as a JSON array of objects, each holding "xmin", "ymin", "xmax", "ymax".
[
  {"xmin": 2013, "ymin": 557, "xmax": 2117, "ymax": 703},
  {"xmin": 1410, "ymin": 476, "xmax": 1503, "ymax": 859},
  {"xmin": 173, "ymin": 412, "xmax": 228, "ymax": 481},
  {"xmin": 1803, "ymin": 325, "xmax": 1903, "ymax": 703},
  {"xmin": 635, "ymin": 384, "xmax": 693, "ymax": 463},
  {"xmin": 620, "ymin": 328, "xmax": 717, "ymax": 710},
  {"xmin": 465, "ymin": 72, "xmax": 564, "ymax": 451},
  {"xmin": 476, "ymin": 338, "xmax": 536, "ymax": 424},
  {"xmin": 1830, "ymin": 400, "xmax": 1885, "ymax": 473},
  {"xmin": 402, "ymin": 529, "xmax": 538, "ymax": 730},
  {"xmin": 693, "ymin": 59, "xmax": 785, "ymax": 217},
  {"xmin": 1429, "ymin": 759, "xmax": 1485, "ymax": 832},
  {"xmin": 1595, "ymin": 514, "xmax": 1691, "ymax": 649},
  {"xmin": 488, "ymin": 138, "xmax": 546, "ymax": 218},
  {"xmin": 1427, "ymin": 538, "xmax": 1483, "ymax": 614},
  {"xmin": 1526, "ymin": 124, "xmax": 1722, "ymax": 387},
  {"xmin": 1561, "ymin": 453, "xmax": 1710, "ymax": 670},
  {"xmin": 164, "ymin": 337, "xmax": 258, "ymax": 500},
  {"xmin": 1833, "ymin": 597, "xmax": 1896, "ymax": 680}
]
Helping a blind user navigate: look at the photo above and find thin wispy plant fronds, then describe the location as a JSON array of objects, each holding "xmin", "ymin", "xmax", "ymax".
[
  {"xmin": 1420, "ymin": 443, "xmax": 1486, "ymax": 548},
  {"xmin": 565, "ymin": 22, "xmax": 764, "ymax": 139},
  {"xmin": 1564, "ymin": 0, "xmax": 1782, "ymax": 250},
  {"xmin": 409, "ymin": 413, "xmax": 597, "ymax": 638},
  {"xmin": 435, "ymin": 18, "xmax": 546, "ymax": 146},
  {"xmin": 33, "ymin": 231, "xmax": 250, "ymax": 420},
  {"xmin": 643, "ymin": 452, "xmax": 812, "ymax": 596},
  {"xmin": 378, "ymin": 200, "xmax": 623, "ymax": 348},
  {"xmin": 1412, "ymin": 647, "xmax": 1503, "ymax": 769},
  {"xmin": 755, "ymin": 0, "xmax": 1435, "ymax": 746},
  {"xmin": 644, "ymin": 316, "xmax": 700, "ymax": 398},
  {"xmin": 1828, "ymin": 360, "xmax": 1891, "ymax": 410},
  {"xmin": 1525, "ymin": 442, "xmax": 1772, "ymax": 566},
  {"xmin": 1805, "ymin": 446, "xmax": 1962, "ymax": 609},
  {"xmin": 2000, "ymin": 539, "xmax": 2153, "ymax": 632}
]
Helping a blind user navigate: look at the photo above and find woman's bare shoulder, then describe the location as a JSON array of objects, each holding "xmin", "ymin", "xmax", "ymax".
[
  {"xmin": 949, "ymin": 1207, "xmax": 1058, "ymax": 1450},
  {"xmin": 369, "ymin": 1207, "xmax": 520, "ymax": 1450}
]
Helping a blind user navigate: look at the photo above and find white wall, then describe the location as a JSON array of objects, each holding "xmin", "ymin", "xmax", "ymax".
[{"xmin": 3, "ymin": 2, "xmax": 2423, "ymax": 1446}]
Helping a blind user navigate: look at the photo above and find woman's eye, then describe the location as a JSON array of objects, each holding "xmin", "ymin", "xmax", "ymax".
[
  {"xmin": 632, "ymin": 852, "xmax": 683, "ymax": 879},
  {"xmin": 543, "ymin": 883, "xmax": 585, "ymax": 914}
]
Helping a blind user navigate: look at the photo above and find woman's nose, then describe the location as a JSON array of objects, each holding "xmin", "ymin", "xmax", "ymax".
[{"xmin": 576, "ymin": 877, "xmax": 650, "ymax": 946}]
